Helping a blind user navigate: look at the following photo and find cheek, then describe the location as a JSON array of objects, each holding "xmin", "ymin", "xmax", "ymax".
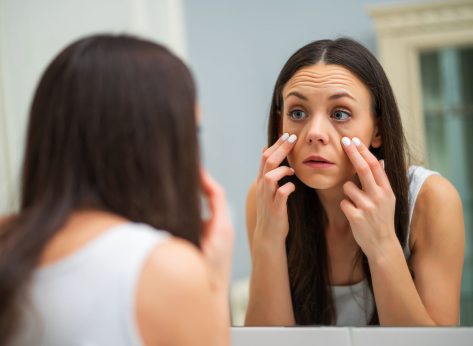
[
  {"xmin": 281, "ymin": 118, "xmax": 299, "ymax": 135},
  {"xmin": 331, "ymin": 121, "xmax": 355, "ymax": 140},
  {"xmin": 348, "ymin": 119, "xmax": 376, "ymax": 144},
  {"xmin": 286, "ymin": 140, "xmax": 303, "ymax": 169},
  {"xmin": 286, "ymin": 144, "xmax": 297, "ymax": 167},
  {"xmin": 335, "ymin": 122, "xmax": 374, "ymax": 149}
]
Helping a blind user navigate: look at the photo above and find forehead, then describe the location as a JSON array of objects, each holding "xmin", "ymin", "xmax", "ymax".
[{"xmin": 282, "ymin": 63, "xmax": 370, "ymax": 101}]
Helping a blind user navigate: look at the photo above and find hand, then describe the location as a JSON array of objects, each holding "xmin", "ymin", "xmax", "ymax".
[
  {"xmin": 200, "ymin": 168, "xmax": 234, "ymax": 290},
  {"xmin": 340, "ymin": 137, "xmax": 397, "ymax": 260},
  {"xmin": 254, "ymin": 133, "xmax": 297, "ymax": 244}
]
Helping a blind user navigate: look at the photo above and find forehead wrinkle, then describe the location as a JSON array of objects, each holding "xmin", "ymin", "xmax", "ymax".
[
  {"xmin": 293, "ymin": 68, "xmax": 355, "ymax": 78},
  {"xmin": 286, "ymin": 73, "xmax": 356, "ymax": 87},
  {"xmin": 286, "ymin": 80, "xmax": 355, "ymax": 89},
  {"xmin": 283, "ymin": 79, "xmax": 358, "ymax": 97},
  {"xmin": 283, "ymin": 71, "xmax": 364, "ymax": 98},
  {"xmin": 290, "ymin": 70, "xmax": 354, "ymax": 80}
]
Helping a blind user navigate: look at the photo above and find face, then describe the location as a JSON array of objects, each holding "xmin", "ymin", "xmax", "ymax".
[{"xmin": 281, "ymin": 63, "xmax": 381, "ymax": 189}]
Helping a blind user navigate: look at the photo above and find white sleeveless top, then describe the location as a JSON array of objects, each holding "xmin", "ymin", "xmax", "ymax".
[
  {"xmin": 331, "ymin": 165, "xmax": 440, "ymax": 326},
  {"xmin": 13, "ymin": 222, "xmax": 170, "ymax": 346}
]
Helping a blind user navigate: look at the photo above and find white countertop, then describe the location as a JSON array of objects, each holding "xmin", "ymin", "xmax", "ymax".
[{"xmin": 231, "ymin": 327, "xmax": 473, "ymax": 346}]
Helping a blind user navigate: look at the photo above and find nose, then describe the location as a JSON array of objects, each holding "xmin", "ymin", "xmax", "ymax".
[{"xmin": 305, "ymin": 114, "xmax": 329, "ymax": 145}]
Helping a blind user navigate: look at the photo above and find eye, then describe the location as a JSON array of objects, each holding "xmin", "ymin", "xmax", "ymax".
[
  {"xmin": 289, "ymin": 109, "xmax": 307, "ymax": 121},
  {"xmin": 331, "ymin": 109, "xmax": 351, "ymax": 122}
]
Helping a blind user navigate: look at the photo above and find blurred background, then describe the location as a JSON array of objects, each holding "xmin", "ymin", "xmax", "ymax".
[{"xmin": 0, "ymin": 0, "xmax": 472, "ymax": 325}]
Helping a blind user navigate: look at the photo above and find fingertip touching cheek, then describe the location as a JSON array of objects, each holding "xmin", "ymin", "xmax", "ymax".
[{"xmin": 279, "ymin": 63, "xmax": 380, "ymax": 189}]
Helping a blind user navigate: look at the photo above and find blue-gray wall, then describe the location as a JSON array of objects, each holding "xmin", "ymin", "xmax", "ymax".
[{"xmin": 184, "ymin": 0, "xmax": 429, "ymax": 282}]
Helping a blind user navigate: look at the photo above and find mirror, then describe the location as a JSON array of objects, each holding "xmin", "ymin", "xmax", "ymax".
[
  {"xmin": 0, "ymin": 0, "xmax": 472, "ymax": 329},
  {"xmin": 194, "ymin": 0, "xmax": 473, "ymax": 326}
]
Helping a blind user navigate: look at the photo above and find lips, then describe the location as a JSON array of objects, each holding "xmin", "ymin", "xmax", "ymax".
[{"xmin": 303, "ymin": 155, "xmax": 333, "ymax": 164}]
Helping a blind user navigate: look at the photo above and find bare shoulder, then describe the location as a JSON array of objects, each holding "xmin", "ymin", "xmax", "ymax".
[
  {"xmin": 136, "ymin": 237, "xmax": 219, "ymax": 345},
  {"xmin": 419, "ymin": 174, "xmax": 461, "ymax": 205},
  {"xmin": 415, "ymin": 174, "xmax": 462, "ymax": 219},
  {"xmin": 411, "ymin": 173, "xmax": 464, "ymax": 246},
  {"xmin": 246, "ymin": 180, "xmax": 258, "ymax": 248},
  {"xmin": 142, "ymin": 236, "xmax": 206, "ymax": 280},
  {"xmin": 137, "ymin": 237, "xmax": 208, "ymax": 309}
]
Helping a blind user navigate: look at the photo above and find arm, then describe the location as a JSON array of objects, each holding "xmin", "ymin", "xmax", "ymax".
[
  {"xmin": 340, "ymin": 138, "xmax": 465, "ymax": 326},
  {"xmin": 137, "ymin": 238, "xmax": 230, "ymax": 346},
  {"xmin": 370, "ymin": 175, "xmax": 464, "ymax": 325},
  {"xmin": 245, "ymin": 133, "xmax": 298, "ymax": 326},
  {"xmin": 245, "ymin": 181, "xmax": 295, "ymax": 326}
]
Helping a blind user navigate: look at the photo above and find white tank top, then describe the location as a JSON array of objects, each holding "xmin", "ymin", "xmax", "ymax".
[
  {"xmin": 331, "ymin": 165, "xmax": 440, "ymax": 326},
  {"xmin": 13, "ymin": 222, "xmax": 170, "ymax": 346}
]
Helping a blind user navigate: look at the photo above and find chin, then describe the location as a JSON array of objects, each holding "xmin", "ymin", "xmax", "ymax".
[{"xmin": 295, "ymin": 172, "xmax": 340, "ymax": 190}]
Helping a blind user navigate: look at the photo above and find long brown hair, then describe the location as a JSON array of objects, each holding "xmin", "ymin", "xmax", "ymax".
[
  {"xmin": 268, "ymin": 38, "xmax": 410, "ymax": 325},
  {"xmin": 0, "ymin": 34, "xmax": 201, "ymax": 341}
]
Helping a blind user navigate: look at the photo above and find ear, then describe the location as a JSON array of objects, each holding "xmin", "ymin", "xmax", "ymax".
[{"xmin": 370, "ymin": 123, "xmax": 382, "ymax": 149}]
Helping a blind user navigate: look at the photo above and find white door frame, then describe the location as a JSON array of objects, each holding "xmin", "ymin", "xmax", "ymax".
[{"xmin": 368, "ymin": 0, "xmax": 473, "ymax": 164}]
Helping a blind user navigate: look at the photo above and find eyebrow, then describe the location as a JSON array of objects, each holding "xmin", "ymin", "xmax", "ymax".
[
  {"xmin": 328, "ymin": 92, "xmax": 356, "ymax": 101},
  {"xmin": 284, "ymin": 91, "xmax": 356, "ymax": 101},
  {"xmin": 285, "ymin": 91, "xmax": 308, "ymax": 100}
]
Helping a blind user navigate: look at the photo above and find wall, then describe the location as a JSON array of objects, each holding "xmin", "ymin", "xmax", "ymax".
[{"xmin": 0, "ymin": 0, "xmax": 186, "ymax": 212}]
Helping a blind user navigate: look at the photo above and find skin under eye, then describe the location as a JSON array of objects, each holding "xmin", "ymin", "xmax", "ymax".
[
  {"xmin": 331, "ymin": 109, "xmax": 351, "ymax": 122},
  {"xmin": 288, "ymin": 109, "xmax": 307, "ymax": 121}
]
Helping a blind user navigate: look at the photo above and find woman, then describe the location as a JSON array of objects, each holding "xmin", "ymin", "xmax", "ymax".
[
  {"xmin": 0, "ymin": 34, "xmax": 233, "ymax": 345},
  {"xmin": 245, "ymin": 38, "xmax": 464, "ymax": 326}
]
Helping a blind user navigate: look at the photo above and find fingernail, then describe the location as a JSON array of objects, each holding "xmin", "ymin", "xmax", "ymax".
[
  {"xmin": 281, "ymin": 133, "xmax": 289, "ymax": 141},
  {"xmin": 289, "ymin": 167, "xmax": 295, "ymax": 173},
  {"xmin": 288, "ymin": 134, "xmax": 297, "ymax": 143},
  {"xmin": 380, "ymin": 159, "xmax": 385, "ymax": 170},
  {"xmin": 341, "ymin": 137, "xmax": 351, "ymax": 147},
  {"xmin": 352, "ymin": 137, "xmax": 361, "ymax": 147}
]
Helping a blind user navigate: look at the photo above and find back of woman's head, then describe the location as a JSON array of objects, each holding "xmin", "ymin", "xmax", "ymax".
[
  {"xmin": 23, "ymin": 34, "xmax": 201, "ymax": 242},
  {"xmin": 0, "ymin": 34, "xmax": 201, "ymax": 341}
]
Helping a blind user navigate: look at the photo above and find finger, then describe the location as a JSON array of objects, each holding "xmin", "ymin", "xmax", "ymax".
[
  {"xmin": 262, "ymin": 166, "xmax": 295, "ymax": 202},
  {"xmin": 352, "ymin": 138, "xmax": 390, "ymax": 189},
  {"xmin": 264, "ymin": 133, "xmax": 289, "ymax": 157},
  {"xmin": 258, "ymin": 133, "xmax": 290, "ymax": 178},
  {"xmin": 341, "ymin": 137, "xmax": 377, "ymax": 193},
  {"xmin": 343, "ymin": 181, "xmax": 370, "ymax": 209},
  {"xmin": 262, "ymin": 134, "xmax": 297, "ymax": 176},
  {"xmin": 262, "ymin": 166, "xmax": 295, "ymax": 191},
  {"xmin": 340, "ymin": 198, "xmax": 361, "ymax": 223},
  {"xmin": 200, "ymin": 168, "xmax": 229, "ymax": 224},
  {"xmin": 200, "ymin": 167, "xmax": 222, "ymax": 199},
  {"xmin": 273, "ymin": 182, "xmax": 296, "ymax": 211}
]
